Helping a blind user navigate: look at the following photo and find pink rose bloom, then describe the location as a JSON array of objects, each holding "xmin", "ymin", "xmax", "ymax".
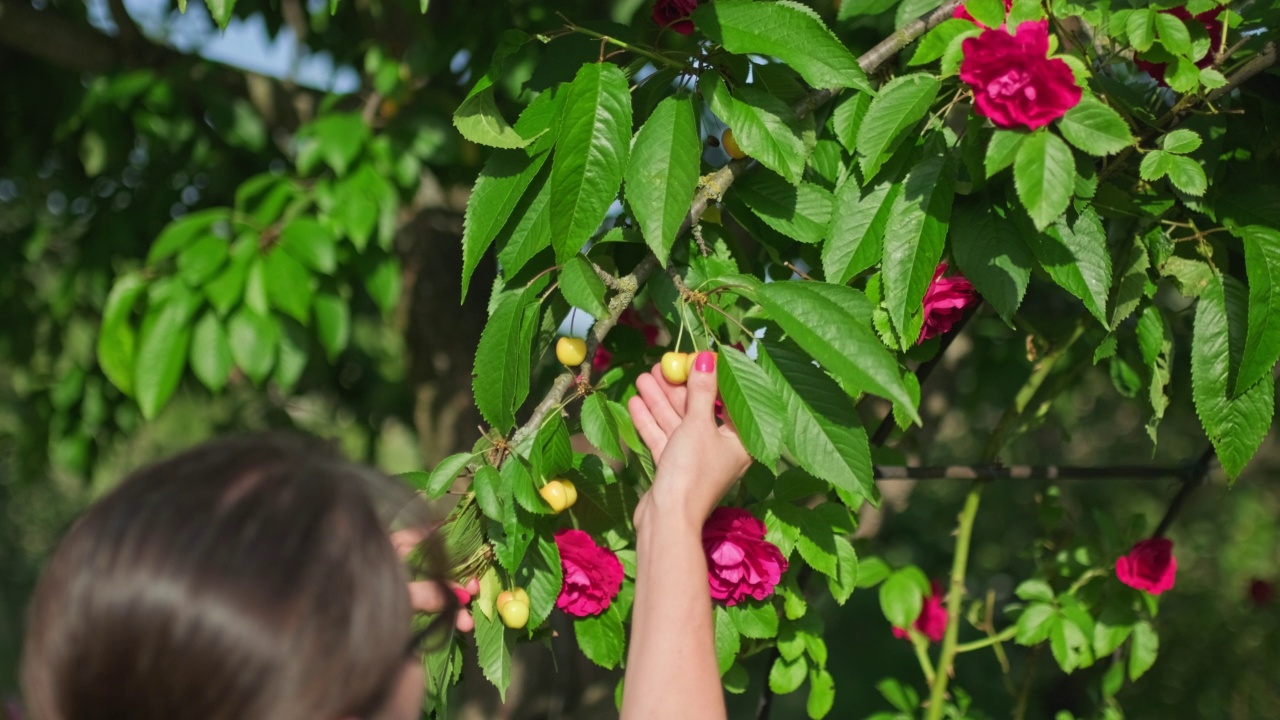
[
  {"xmin": 652, "ymin": 0, "xmax": 698, "ymax": 35},
  {"xmin": 1135, "ymin": 6, "xmax": 1225, "ymax": 86},
  {"xmin": 555, "ymin": 529, "xmax": 624, "ymax": 617},
  {"xmin": 1115, "ymin": 537, "xmax": 1177, "ymax": 595},
  {"xmin": 892, "ymin": 579, "xmax": 947, "ymax": 643},
  {"xmin": 953, "ymin": 0, "xmax": 1012, "ymax": 27},
  {"xmin": 593, "ymin": 308, "xmax": 661, "ymax": 373},
  {"xmin": 702, "ymin": 507, "xmax": 788, "ymax": 606},
  {"xmin": 960, "ymin": 20, "xmax": 1082, "ymax": 130},
  {"xmin": 919, "ymin": 262, "xmax": 978, "ymax": 344}
]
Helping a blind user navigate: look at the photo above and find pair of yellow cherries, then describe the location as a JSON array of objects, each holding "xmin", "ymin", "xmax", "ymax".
[{"xmin": 555, "ymin": 337, "xmax": 697, "ymax": 386}]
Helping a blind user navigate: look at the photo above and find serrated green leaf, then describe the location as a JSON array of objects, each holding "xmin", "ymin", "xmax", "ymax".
[
  {"xmin": 1128, "ymin": 620, "xmax": 1159, "ymax": 681},
  {"xmin": 461, "ymin": 150, "xmax": 549, "ymax": 298},
  {"xmin": 879, "ymin": 567, "xmax": 928, "ymax": 628},
  {"xmin": 823, "ymin": 178, "xmax": 900, "ymax": 285},
  {"xmin": 1160, "ymin": 128, "xmax": 1202, "ymax": 154},
  {"xmin": 1137, "ymin": 304, "xmax": 1173, "ymax": 443},
  {"xmin": 715, "ymin": 606, "xmax": 742, "ymax": 675},
  {"xmin": 549, "ymin": 63, "xmax": 632, "ymax": 262},
  {"xmin": 134, "ymin": 288, "xmax": 201, "ymax": 418},
  {"xmin": 1015, "ymin": 579, "xmax": 1055, "ymax": 603},
  {"xmin": 207, "ymin": 0, "xmax": 235, "ymax": 28},
  {"xmin": 453, "ymin": 88, "xmax": 529, "ymax": 149},
  {"xmin": 757, "ymin": 282, "xmax": 918, "ymax": 422},
  {"xmin": 856, "ymin": 74, "xmax": 941, "ymax": 180},
  {"xmin": 758, "ymin": 339, "xmax": 875, "ymax": 499},
  {"xmin": 736, "ymin": 170, "xmax": 833, "ymax": 244},
  {"xmin": 883, "ymin": 142, "xmax": 955, "ymax": 347},
  {"xmin": 703, "ymin": 73, "xmax": 814, "ymax": 185},
  {"xmin": 1234, "ymin": 226, "xmax": 1280, "ymax": 396},
  {"xmin": 1014, "ymin": 130, "xmax": 1075, "ymax": 231},
  {"xmin": 1155, "ymin": 12, "xmax": 1192, "ymax": 56},
  {"xmin": 1025, "ymin": 208, "xmax": 1112, "ymax": 326},
  {"xmin": 1192, "ymin": 274, "xmax": 1275, "ymax": 481},
  {"xmin": 985, "ymin": 129, "xmax": 1026, "ymax": 178},
  {"xmin": 517, "ymin": 531, "xmax": 561, "ymax": 631},
  {"xmin": 190, "ymin": 311, "xmax": 233, "ymax": 393},
  {"xmin": 730, "ymin": 599, "xmax": 779, "ymax": 638},
  {"xmin": 227, "ymin": 306, "xmax": 279, "ymax": 384},
  {"xmin": 422, "ymin": 452, "xmax": 472, "ymax": 499},
  {"xmin": 769, "ymin": 655, "xmax": 808, "ymax": 695},
  {"xmin": 473, "ymin": 289, "xmax": 534, "ymax": 432},
  {"xmin": 279, "ymin": 218, "xmax": 337, "ymax": 274},
  {"xmin": 1016, "ymin": 602, "xmax": 1056, "ymax": 645},
  {"xmin": 1127, "ymin": 8, "xmax": 1156, "ymax": 52},
  {"xmin": 1108, "ymin": 234, "xmax": 1151, "ymax": 329},
  {"xmin": 1057, "ymin": 99, "xmax": 1133, "ymax": 157},
  {"xmin": 98, "ymin": 272, "xmax": 147, "ymax": 396},
  {"xmin": 909, "ymin": 18, "xmax": 976, "ymax": 66},
  {"xmin": 624, "ymin": 95, "xmax": 700, "ymax": 265},
  {"xmin": 575, "ymin": 606, "xmax": 625, "ymax": 669},
  {"xmin": 718, "ymin": 347, "xmax": 786, "ymax": 470},
  {"xmin": 313, "ymin": 292, "xmax": 350, "ymax": 360},
  {"xmin": 830, "ymin": 91, "xmax": 871, "ymax": 154},
  {"xmin": 264, "ymin": 249, "xmax": 314, "ymax": 324},
  {"xmin": 1163, "ymin": 154, "xmax": 1208, "ymax": 196},
  {"xmin": 694, "ymin": 0, "xmax": 872, "ymax": 92},
  {"xmin": 950, "ymin": 203, "xmax": 1033, "ymax": 323},
  {"xmin": 148, "ymin": 208, "xmax": 228, "ymax": 265},
  {"xmin": 560, "ymin": 255, "xmax": 609, "ymax": 318},
  {"xmin": 582, "ymin": 392, "xmax": 625, "ymax": 461},
  {"xmin": 964, "ymin": 0, "xmax": 1006, "ymax": 27},
  {"xmin": 827, "ymin": 536, "xmax": 858, "ymax": 605},
  {"xmin": 474, "ymin": 596, "xmax": 514, "ymax": 699},
  {"xmin": 176, "ymin": 236, "xmax": 228, "ymax": 287}
]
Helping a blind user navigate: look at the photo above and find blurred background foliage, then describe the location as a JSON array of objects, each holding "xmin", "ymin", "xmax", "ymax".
[{"xmin": 0, "ymin": 0, "xmax": 1276, "ymax": 717}]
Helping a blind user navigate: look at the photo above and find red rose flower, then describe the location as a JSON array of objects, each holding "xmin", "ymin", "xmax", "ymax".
[
  {"xmin": 652, "ymin": 0, "xmax": 698, "ymax": 35},
  {"xmin": 919, "ymin": 262, "xmax": 978, "ymax": 344},
  {"xmin": 960, "ymin": 20, "xmax": 1082, "ymax": 130},
  {"xmin": 1115, "ymin": 537, "xmax": 1177, "ymax": 595},
  {"xmin": 554, "ymin": 529, "xmax": 624, "ymax": 617},
  {"xmin": 593, "ymin": 307, "xmax": 661, "ymax": 373},
  {"xmin": 702, "ymin": 507, "xmax": 787, "ymax": 606},
  {"xmin": 1248, "ymin": 578, "xmax": 1274, "ymax": 607},
  {"xmin": 892, "ymin": 579, "xmax": 948, "ymax": 643},
  {"xmin": 1135, "ymin": 6, "xmax": 1225, "ymax": 86},
  {"xmin": 953, "ymin": 0, "xmax": 1012, "ymax": 27}
]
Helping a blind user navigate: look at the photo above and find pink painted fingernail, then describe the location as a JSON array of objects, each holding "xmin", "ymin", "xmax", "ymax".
[
  {"xmin": 452, "ymin": 587, "xmax": 472, "ymax": 605},
  {"xmin": 694, "ymin": 351, "xmax": 716, "ymax": 373}
]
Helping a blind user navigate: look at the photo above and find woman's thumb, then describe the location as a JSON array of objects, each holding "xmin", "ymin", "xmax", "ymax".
[{"xmin": 685, "ymin": 351, "xmax": 719, "ymax": 420}]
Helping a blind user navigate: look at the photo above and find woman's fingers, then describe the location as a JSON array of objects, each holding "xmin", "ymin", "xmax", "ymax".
[
  {"xmin": 628, "ymin": 394, "xmax": 668, "ymax": 462},
  {"xmin": 684, "ymin": 351, "xmax": 719, "ymax": 420},
  {"xmin": 636, "ymin": 371, "xmax": 683, "ymax": 434},
  {"xmin": 390, "ymin": 528, "xmax": 427, "ymax": 558},
  {"xmin": 652, "ymin": 365, "xmax": 689, "ymax": 417},
  {"xmin": 408, "ymin": 580, "xmax": 450, "ymax": 613},
  {"xmin": 455, "ymin": 609, "xmax": 475, "ymax": 633}
]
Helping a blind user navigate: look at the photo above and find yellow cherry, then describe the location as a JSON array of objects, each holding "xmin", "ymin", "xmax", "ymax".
[
  {"xmin": 559, "ymin": 479, "xmax": 578, "ymax": 509},
  {"xmin": 722, "ymin": 129, "xmax": 747, "ymax": 160},
  {"xmin": 498, "ymin": 598, "xmax": 529, "ymax": 629},
  {"xmin": 661, "ymin": 351, "xmax": 690, "ymax": 384},
  {"xmin": 539, "ymin": 481, "xmax": 570, "ymax": 513},
  {"xmin": 556, "ymin": 337, "xmax": 587, "ymax": 367},
  {"xmin": 496, "ymin": 587, "xmax": 529, "ymax": 613},
  {"xmin": 683, "ymin": 352, "xmax": 696, "ymax": 377}
]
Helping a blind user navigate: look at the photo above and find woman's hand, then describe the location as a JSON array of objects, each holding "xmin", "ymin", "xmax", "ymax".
[
  {"xmin": 390, "ymin": 530, "xmax": 479, "ymax": 633},
  {"xmin": 627, "ymin": 351, "xmax": 751, "ymax": 531}
]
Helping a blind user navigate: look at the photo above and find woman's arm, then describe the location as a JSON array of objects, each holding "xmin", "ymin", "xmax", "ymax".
[{"xmin": 621, "ymin": 352, "xmax": 751, "ymax": 720}]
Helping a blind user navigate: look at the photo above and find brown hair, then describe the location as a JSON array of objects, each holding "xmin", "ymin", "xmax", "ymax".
[{"xmin": 21, "ymin": 432, "xmax": 435, "ymax": 720}]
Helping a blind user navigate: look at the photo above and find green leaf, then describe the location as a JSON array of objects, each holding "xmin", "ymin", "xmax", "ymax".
[
  {"xmin": 279, "ymin": 218, "xmax": 337, "ymax": 274},
  {"xmin": 1128, "ymin": 620, "xmax": 1159, "ymax": 681},
  {"xmin": 964, "ymin": 0, "xmax": 1006, "ymax": 27},
  {"xmin": 207, "ymin": 0, "xmax": 235, "ymax": 28},
  {"xmin": 575, "ymin": 607, "xmax": 626, "ymax": 669},
  {"xmin": 1127, "ymin": 8, "xmax": 1156, "ymax": 52},
  {"xmin": 1192, "ymin": 274, "xmax": 1275, "ymax": 481},
  {"xmin": 98, "ymin": 272, "xmax": 147, "ymax": 396},
  {"xmin": 148, "ymin": 208, "xmax": 228, "ymax": 264},
  {"xmin": 856, "ymin": 74, "xmax": 942, "ymax": 180},
  {"xmin": 473, "ymin": 289, "xmax": 536, "ymax": 432},
  {"xmin": 274, "ymin": 320, "xmax": 308, "ymax": 392},
  {"xmin": 560, "ymin": 255, "xmax": 609, "ymax": 318},
  {"xmin": 830, "ymin": 92, "xmax": 871, "ymax": 154},
  {"xmin": 420, "ymin": 452, "xmax": 472, "ymax": 499},
  {"xmin": 879, "ymin": 567, "xmax": 928, "ymax": 628},
  {"xmin": 624, "ymin": 95, "xmax": 700, "ymax": 265},
  {"xmin": 1160, "ymin": 129, "xmax": 1202, "ymax": 155},
  {"xmin": 1016, "ymin": 603, "xmax": 1056, "ymax": 645},
  {"xmin": 1163, "ymin": 154, "xmax": 1208, "ymax": 196},
  {"xmin": 769, "ymin": 655, "xmax": 808, "ymax": 695},
  {"xmin": 1093, "ymin": 603, "xmax": 1136, "ymax": 657},
  {"xmin": 757, "ymin": 339, "xmax": 875, "ymax": 499},
  {"xmin": 461, "ymin": 150, "xmax": 550, "ymax": 298},
  {"xmin": 453, "ymin": 88, "xmax": 529, "ymax": 149},
  {"xmin": 883, "ymin": 144, "xmax": 955, "ymax": 346},
  {"xmin": 694, "ymin": 0, "xmax": 872, "ymax": 92},
  {"xmin": 1108, "ymin": 236, "xmax": 1151, "ymax": 329},
  {"xmin": 264, "ymin": 249, "xmax": 314, "ymax": 324},
  {"xmin": 549, "ymin": 63, "xmax": 632, "ymax": 262},
  {"xmin": 736, "ymin": 171, "xmax": 833, "ymax": 245},
  {"xmin": 1050, "ymin": 610, "xmax": 1091, "ymax": 672},
  {"xmin": 581, "ymin": 393, "xmax": 625, "ymax": 461},
  {"xmin": 227, "ymin": 306, "xmax": 279, "ymax": 384},
  {"xmin": 134, "ymin": 287, "xmax": 201, "ymax": 419},
  {"xmin": 1138, "ymin": 304, "xmax": 1173, "ymax": 443},
  {"xmin": 856, "ymin": 557, "xmax": 891, "ymax": 588},
  {"xmin": 757, "ymin": 282, "xmax": 919, "ymax": 423},
  {"xmin": 1154, "ymin": 12, "xmax": 1192, "ymax": 56},
  {"xmin": 827, "ymin": 536, "xmax": 859, "ymax": 605},
  {"xmin": 1057, "ymin": 99, "xmax": 1133, "ymax": 157},
  {"xmin": 824, "ymin": 178, "xmax": 900, "ymax": 285},
  {"xmin": 730, "ymin": 599, "xmax": 779, "ymax": 638},
  {"xmin": 1014, "ymin": 579, "xmax": 1055, "ymax": 603},
  {"xmin": 985, "ymin": 129, "xmax": 1026, "ymax": 178},
  {"xmin": 190, "ymin": 311, "xmax": 233, "ymax": 393},
  {"xmin": 1234, "ymin": 226, "xmax": 1280, "ymax": 396},
  {"xmin": 909, "ymin": 18, "xmax": 977, "ymax": 66},
  {"xmin": 495, "ymin": 167, "xmax": 554, "ymax": 281},
  {"xmin": 1014, "ymin": 130, "xmax": 1075, "ymax": 231},
  {"xmin": 177, "ymin": 236, "xmax": 229, "ymax": 287},
  {"xmin": 718, "ymin": 347, "xmax": 786, "ymax": 470},
  {"xmin": 703, "ymin": 73, "xmax": 814, "ymax": 185},
  {"xmin": 950, "ymin": 203, "xmax": 1033, "ymax": 323},
  {"xmin": 518, "ymin": 532, "xmax": 562, "ymax": 631},
  {"xmin": 306, "ymin": 113, "xmax": 367, "ymax": 176},
  {"xmin": 313, "ymin": 292, "xmax": 350, "ymax": 360},
  {"xmin": 474, "ymin": 596, "xmax": 514, "ymax": 699},
  {"xmin": 1025, "ymin": 209, "xmax": 1112, "ymax": 326},
  {"xmin": 714, "ymin": 606, "xmax": 742, "ymax": 675}
]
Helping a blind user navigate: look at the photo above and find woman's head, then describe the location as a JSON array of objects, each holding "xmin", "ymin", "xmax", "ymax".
[{"xmin": 22, "ymin": 432, "xmax": 433, "ymax": 720}]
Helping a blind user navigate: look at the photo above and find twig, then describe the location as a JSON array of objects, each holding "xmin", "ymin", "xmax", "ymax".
[
  {"xmin": 925, "ymin": 484, "xmax": 983, "ymax": 720},
  {"xmin": 588, "ymin": 258, "xmax": 627, "ymax": 292},
  {"xmin": 873, "ymin": 462, "xmax": 1204, "ymax": 481},
  {"xmin": 1153, "ymin": 444, "xmax": 1215, "ymax": 537},
  {"xmin": 783, "ymin": 261, "xmax": 814, "ymax": 281},
  {"xmin": 559, "ymin": 15, "xmax": 687, "ymax": 72}
]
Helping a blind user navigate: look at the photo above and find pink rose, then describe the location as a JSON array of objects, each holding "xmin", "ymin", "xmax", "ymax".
[
  {"xmin": 919, "ymin": 262, "xmax": 978, "ymax": 344},
  {"xmin": 652, "ymin": 0, "xmax": 698, "ymax": 35},
  {"xmin": 960, "ymin": 20, "xmax": 1082, "ymax": 130},
  {"xmin": 1135, "ymin": 6, "xmax": 1225, "ymax": 87},
  {"xmin": 892, "ymin": 579, "xmax": 947, "ymax": 643},
  {"xmin": 953, "ymin": 0, "xmax": 1012, "ymax": 27},
  {"xmin": 702, "ymin": 507, "xmax": 788, "ymax": 606},
  {"xmin": 593, "ymin": 308, "xmax": 661, "ymax": 373},
  {"xmin": 1115, "ymin": 537, "xmax": 1177, "ymax": 595},
  {"xmin": 555, "ymin": 529, "xmax": 624, "ymax": 617}
]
